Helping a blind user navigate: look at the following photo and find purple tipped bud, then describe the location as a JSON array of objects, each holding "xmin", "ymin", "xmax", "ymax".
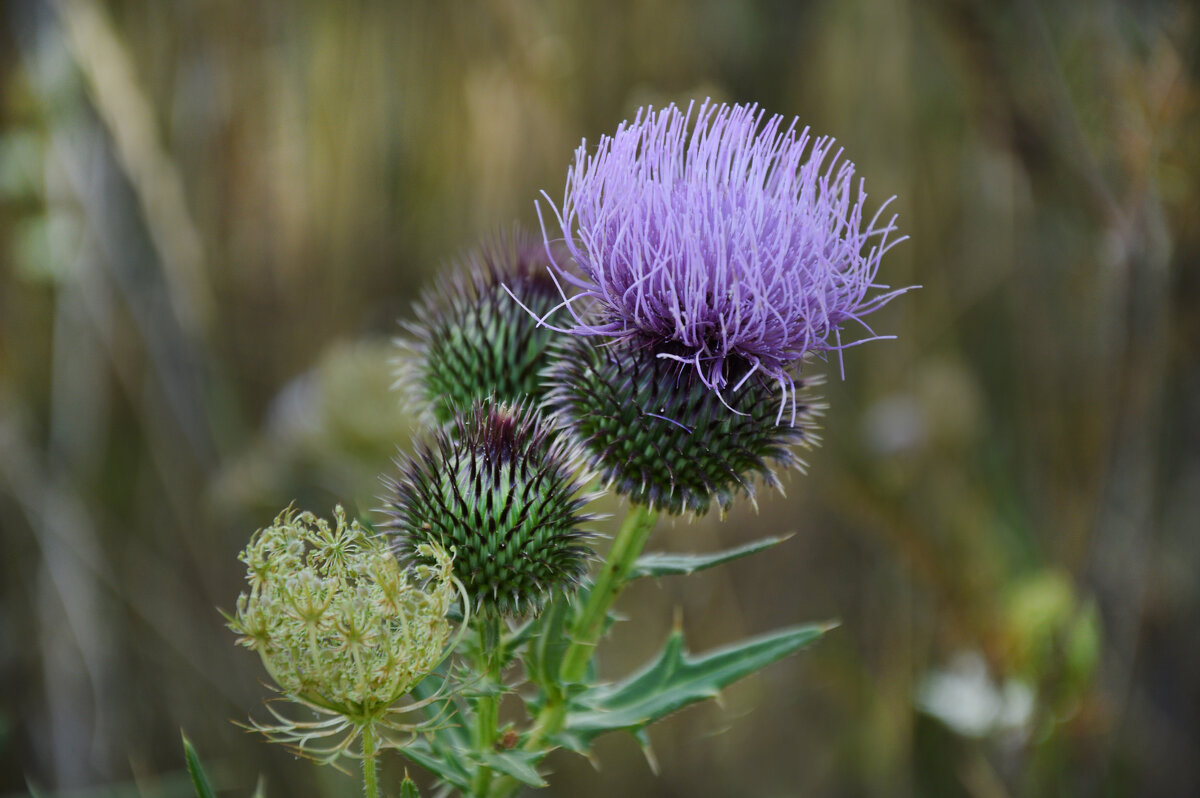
[
  {"xmin": 382, "ymin": 401, "xmax": 597, "ymax": 616},
  {"xmin": 395, "ymin": 232, "xmax": 565, "ymax": 425}
]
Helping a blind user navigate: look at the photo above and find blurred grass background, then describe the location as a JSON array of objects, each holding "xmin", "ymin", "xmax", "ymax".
[{"xmin": 1, "ymin": 0, "xmax": 1198, "ymax": 796}]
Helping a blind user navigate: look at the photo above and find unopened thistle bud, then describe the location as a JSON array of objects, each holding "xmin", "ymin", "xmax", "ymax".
[
  {"xmin": 227, "ymin": 506, "xmax": 463, "ymax": 760},
  {"xmin": 383, "ymin": 401, "xmax": 596, "ymax": 616},
  {"xmin": 395, "ymin": 233, "xmax": 565, "ymax": 425},
  {"xmin": 546, "ymin": 336, "xmax": 821, "ymax": 516}
]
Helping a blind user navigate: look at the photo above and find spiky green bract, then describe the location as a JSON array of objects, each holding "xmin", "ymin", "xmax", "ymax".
[
  {"xmin": 545, "ymin": 336, "xmax": 821, "ymax": 516},
  {"xmin": 395, "ymin": 233, "xmax": 564, "ymax": 425},
  {"xmin": 384, "ymin": 401, "xmax": 597, "ymax": 616}
]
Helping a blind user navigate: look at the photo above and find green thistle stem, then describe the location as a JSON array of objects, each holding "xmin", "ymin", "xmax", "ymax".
[
  {"xmin": 560, "ymin": 504, "xmax": 659, "ymax": 682},
  {"xmin": 517, "ymin": 700, "xmax": 565, "ymax": 760},
  {"xmin": 361, "ymin": 722, "xmax": 379, "ymax": 798},
  {"xmin": 489, "ymin": 504, "xmax": 659, "ymax": 798},
  {"xmin": 470, "ymin": 615, "xmax": 503, "ymax": 796}
]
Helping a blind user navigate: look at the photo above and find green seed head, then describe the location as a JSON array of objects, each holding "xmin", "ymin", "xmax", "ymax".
[
  {"xmin": 228, "ymin": 506, "xmax": 460, "ymax": 724},
  {"xmin": 545, "ymin": 336, "xmax": 822, "ymax": 516},
  {"xmin": 395, "ymin": 232, "xmax": 564, "ymax": 425},
  {"xmin": 383, "ymin": 401, "xmax": 596, "ymax": 616}
]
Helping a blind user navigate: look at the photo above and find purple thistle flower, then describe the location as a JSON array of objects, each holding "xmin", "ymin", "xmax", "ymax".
[{"xmin": 531, "ymin": 100, "xmax": 911, "ymax": 421}]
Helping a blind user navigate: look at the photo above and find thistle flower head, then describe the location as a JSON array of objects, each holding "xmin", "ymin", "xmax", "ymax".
[
  {"xmin": 383, "ymin": 401, "xmax": 597, "ymax": 616},
  {"xmin": 395, "ymin": 232, "xmax": 564, "ymax": 425},
  {"xmin": 537, "ymin": 100, "xmax": 909, "ymax": 416},
  {"xmin": 228, "ymin": 506, "xmax": 463, "ymax": 763},
  {"xmin": 546, "ymin": 336, "xmax": 821, "ymax": 516}
]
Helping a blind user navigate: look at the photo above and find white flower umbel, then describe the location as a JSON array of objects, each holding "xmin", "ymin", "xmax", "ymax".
[{"xmin": 228, "ymin": 506, "xmax": 467, "ymax": 794}]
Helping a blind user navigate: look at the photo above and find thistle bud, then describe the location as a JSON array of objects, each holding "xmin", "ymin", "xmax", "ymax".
[
  {"xmin": 395, "ymin": 233, "xmax": 564, "ymax": 425},
  {"xmin": 383, "ymin": 401, "xmax": 596, "ymax": 616},
  {"xmin": 545, "ymin": 336, "xmax": 821, "ymax": 516}
]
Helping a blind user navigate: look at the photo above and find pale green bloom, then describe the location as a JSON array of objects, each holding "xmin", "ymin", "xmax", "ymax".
[{"xmin": 228, "ymin": 505, "xmax": 465, "ymax": 765}]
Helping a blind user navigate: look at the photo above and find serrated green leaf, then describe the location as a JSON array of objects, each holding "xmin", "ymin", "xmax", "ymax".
[
  {"xmin": 553, "ymin": 622, "xmax": 832, "ymax": 753},
  {"xmin": 522, "ymin": 594, "xmax": 573, "ymax": 694},
  {"xmin": 180, "ymin": 730, "xmax": 217, "ymax": 798},
  {"xmin": 630, "ymin": 535, "xmax": 791, "ymax": 579},
  {"xmin": 466, "ymin": 749, "xmax": 547, "ymax": 788},
  {"xmin": 498, "ymin": 616, "xmax": 537, "ymax": 663},
  {"xmin": 412, "ymin": 674, "xmax": 469, "ymax": 749},
  {"xmin": 400, "ymin": 771, "xmax": 421, "ymax": 798},
  {"xmin": 403, "ymin": 736, "xmax": 473, "ymax": 791},
  {"xmin": 406, "ymin": 730, "xmax": 547, "ymax": 790},
  {"xmin": 402, "ymin": 678, "xmax": 473, "ymax": 791},
  {"xmin": 633, "ymin": 727, "xmax": 659, "ymax": 775}
]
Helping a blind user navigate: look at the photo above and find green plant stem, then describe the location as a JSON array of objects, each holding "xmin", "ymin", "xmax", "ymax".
[
  {"xmin": 519, "ymin": 700, "xmax": 565, "ymax": 757},
  {"xmin": 488, "ymin": 505, "xmax": 659, "ymax": 798},
  {"xmin": 560, "ymin": 504, "xmax": 659, "ymax": 682},
  {"xmin": 361, "ymin": 723, "xmax": 379, "ymax": 798},
  {"xmin": 470, "ymin": 615, "xmax": 503, "ymax": 797}
]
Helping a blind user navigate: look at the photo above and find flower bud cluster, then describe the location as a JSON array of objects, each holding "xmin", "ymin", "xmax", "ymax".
[
  {"xmin": 228, "ymin": 99, "xmax": 912, "ymax": 791},
  {"xmin": 229, "ymin": 506, "xmax": 459, "ymax": 722}
]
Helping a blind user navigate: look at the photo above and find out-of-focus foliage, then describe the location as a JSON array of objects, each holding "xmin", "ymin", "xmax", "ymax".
[{"xmin": 0, "ymin": 0, "xmax": 1197, "ymax": 796}]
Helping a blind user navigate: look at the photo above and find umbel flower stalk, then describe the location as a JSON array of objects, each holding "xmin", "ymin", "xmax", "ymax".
[
  {"xmin": 227, "ymin": 506, "xmax": 467, "ymax": 797},
  {"xmin": 383, "ymin": 400, "xmax": 598, "ymax": 617}
]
